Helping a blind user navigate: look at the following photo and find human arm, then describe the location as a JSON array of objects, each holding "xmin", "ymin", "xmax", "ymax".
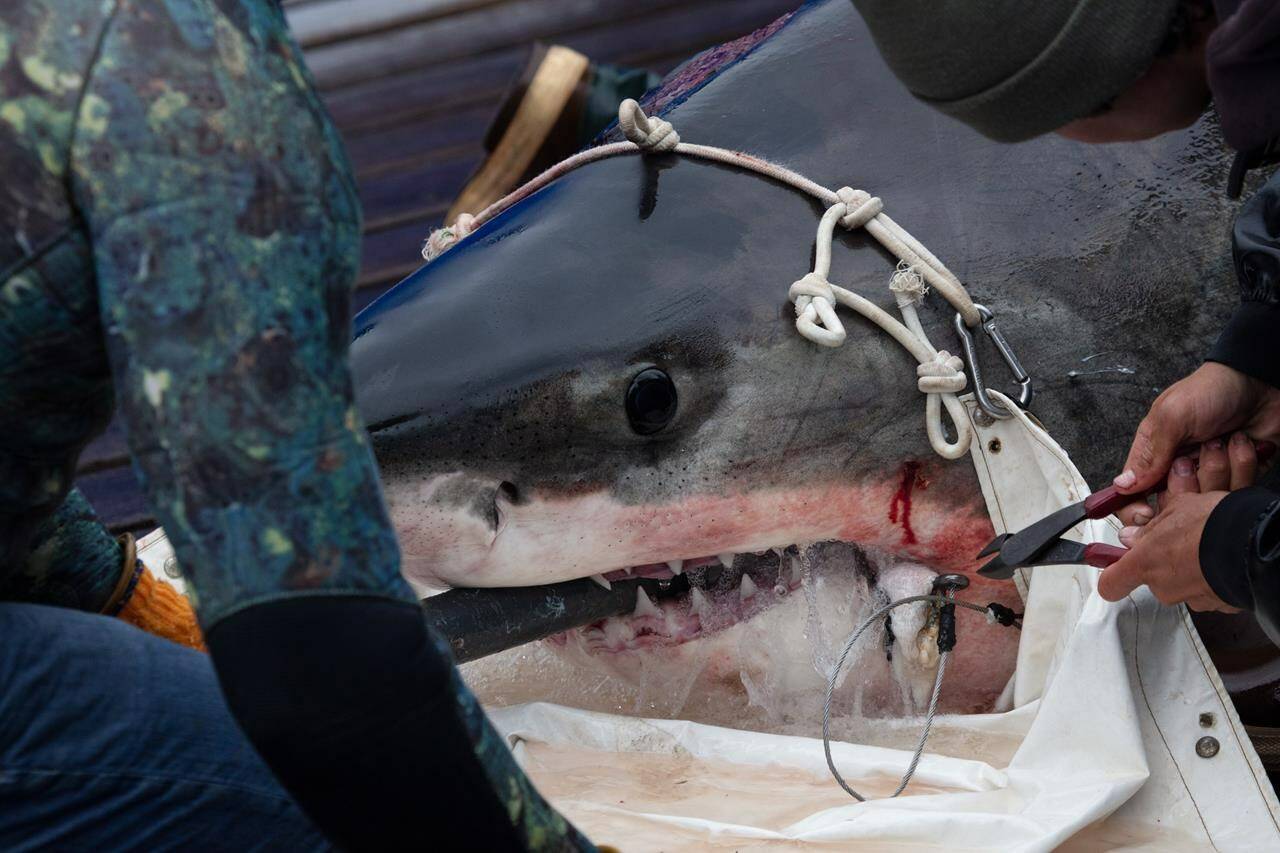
[
  {"xmin": 1112, "ymin": 169, "xmax": 1280, "ymax": 515},
  {"xmin": 1100, "ymin": 436, "xmax": 1251, "ymax": 612},
  {"xmin": 1199, "ymin": 486, "xmax": 1280, "ymax": 644},
  {"xmin": 1102, "ymin": 171, "xmax": 1280, "ymax": 635},
  {"xmin": 1100, "ymin": 432, "xmax": 1280, "ymax": 646},
  {"xmin": 69, "ymin": 2, "xmax": 590, "ymax": 849},
  {"xmin": 1206, "ymin": 165, "xmax": 1280, "ymax": 385}
]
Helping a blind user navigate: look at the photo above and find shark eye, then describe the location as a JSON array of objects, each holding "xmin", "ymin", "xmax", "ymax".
[{"xmin": 626, "ymin": 367, "xmax": 678, "ymax": 435}]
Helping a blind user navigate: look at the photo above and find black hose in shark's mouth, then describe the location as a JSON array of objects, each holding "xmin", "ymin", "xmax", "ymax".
[
  {"xmin": 548, "ymin": 541, "xmax": 887, "ymax": 655},
  {"xmin": 422, "ymin": 542, "xmax": 911, "ymax": 663}
]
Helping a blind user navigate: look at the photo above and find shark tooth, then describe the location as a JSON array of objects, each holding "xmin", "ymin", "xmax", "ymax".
[
  {"xmin": 718, "ymin": 552, "xmax": 736, "ymax": 568},
  {"xmin": 633, "ymin": 587, "xmax": 661, "ymax": 619},
  {"xmin": 589, "ymin": 574, "xmax": 611, "ymax": 590},
  {"xmin": 739, "ymin": 574, "xmax": 758, "ymax": 601},
  {"xmin": 666, "ymin": 560, "xmax": 683, "ymax": 575},
  {"xmin": 689, "ymin": 586, "xmax": 711, "ymax": 619}
]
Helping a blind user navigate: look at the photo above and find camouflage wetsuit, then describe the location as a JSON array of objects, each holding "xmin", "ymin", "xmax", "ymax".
[{"xmin": 0, "ymin": 2, "xmax": 589, "ymax": 849}]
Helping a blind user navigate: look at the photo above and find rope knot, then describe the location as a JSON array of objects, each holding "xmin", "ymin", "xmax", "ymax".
[
  {"xmin": 618, "ymin": 98, "xmax": 680, "ymax": 152},
  {"xmin": 422, "ymin": 213, "xmax": 476, "ymax": 262},
  {"xmin": 789, "ymin": 272, "xmax": 845, "ymax": 347},
  {"xmin": 835, "ymin": 186, "xmax": 883, "ymax": 230},
  {"xmin": 788, "ymin": 271, "xmax": 834, "ymax": 308},
  {"xmin": 916, "ymin": 350, "xmax": 967, "ymax": 395}
]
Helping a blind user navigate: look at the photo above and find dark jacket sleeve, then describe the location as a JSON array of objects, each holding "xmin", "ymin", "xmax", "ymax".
[
  {"xmin": 1202, "ymin": 488, "xmax": 1280, "ymax": 646},
  {"xmin": 1200, "ymin": 172, "xmax": 1280, "ymax": 642},
  {"xmin": 1207, "ymin": 168, "xmax": 1280, "ymax": 386}
]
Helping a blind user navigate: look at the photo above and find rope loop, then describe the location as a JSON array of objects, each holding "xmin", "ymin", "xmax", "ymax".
[
  {"xmin": 835, "ymin": 186, "xmax": 883, "ymax": 230},
  {"xmin": 916, "ymin": 350, "xmax": 967, "ymax": 395},
  {"xmin": 618, "ymin": 98, "xmax": 681, "ymax": 152},
  {"xmin": 790, "ymin": 272, "xmax": 846, "ymax": 347}
]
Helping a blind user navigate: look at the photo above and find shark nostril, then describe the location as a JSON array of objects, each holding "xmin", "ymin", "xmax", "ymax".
[
  {"xmin": 496, "ymin": 481, "xmax": 521, "ymax": 505},
  {"xmin": 488, "ymin": 482, "xmax": 522, "ymax": 532}
]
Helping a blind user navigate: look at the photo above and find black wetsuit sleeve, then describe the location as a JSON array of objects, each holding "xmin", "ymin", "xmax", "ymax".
[
  {"xmin": 1202, "ymin": 487, "xmax": 1280, "ymax": 646},
  {"xmin": 1207, "ymin": 169, "xmax": 1280, "ymax": 386},
  {"xmin": 1200, "ymin": 170, "xmax": 1280, "ymax": 644},
  {"xmin": 66, "ymin": 3, "xmax": 592, "ymax": 850}
]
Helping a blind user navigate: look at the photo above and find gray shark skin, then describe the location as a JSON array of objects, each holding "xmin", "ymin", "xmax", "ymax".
[{"xmin": 350, "ymin": 1, "xmax": 1256, "ymax": 715}]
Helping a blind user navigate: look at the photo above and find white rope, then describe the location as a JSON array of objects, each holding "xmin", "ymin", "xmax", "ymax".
[
  {"xmin": 788, "ymin": 197, "xmax": 972, "ymax": 458},
  {"xmin": 423, "ymin": 99, "xmax": 984, "ymax": 458},
  {"xmin": 618, "ymin": 99, "xmax": 681, "ymax": 151},
  {"xmin": 422, "ymin": 213, "xmax": 476, "ymax": 261}
]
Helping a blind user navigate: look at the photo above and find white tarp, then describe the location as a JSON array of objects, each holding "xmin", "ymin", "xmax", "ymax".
[{"xmin": 135, "ymin": 394, "xmax": 1280, "ymax": 850}]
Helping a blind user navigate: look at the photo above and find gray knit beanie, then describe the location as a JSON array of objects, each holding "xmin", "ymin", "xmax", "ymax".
[{"xmin": 851, "ymin": 0, "xmax": 1181, "ymax": 142}]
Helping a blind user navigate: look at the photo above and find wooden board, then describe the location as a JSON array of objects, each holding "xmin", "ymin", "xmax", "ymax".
[{"xmin": 75, "ymin": 0, "xmax": 799, "ymax": 532}]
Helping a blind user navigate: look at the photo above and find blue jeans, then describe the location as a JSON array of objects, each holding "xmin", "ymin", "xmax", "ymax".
[{"xmin": 0, "ymin": 602, "xmax": 330, "ymax": 851}]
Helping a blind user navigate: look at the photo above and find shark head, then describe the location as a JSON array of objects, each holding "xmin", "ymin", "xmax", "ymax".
[
  {"xmin": 350, "ymin": 155, "xmax": 1015, "ymax": 715},
  {"xmin": 349, "ymin": 0, "xmax": 1238, "ymax": 717},
  {"xmin": 354, "ymin": 159, "xmax": 996, "ymax": 591}
]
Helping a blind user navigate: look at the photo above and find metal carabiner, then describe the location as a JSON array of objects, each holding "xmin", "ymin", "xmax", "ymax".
[{"xmin": 953, "ymin": 304, "xmax": 1033, "ymax": 420}]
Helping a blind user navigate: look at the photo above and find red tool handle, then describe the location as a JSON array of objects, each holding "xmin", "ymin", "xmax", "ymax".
[
  {"xmin": 1082, "ymin": 484, "xmax": 1133, "ymax": 519},
  {"xmin": 1082, "ymin": 543, "xmax": 1127, "ymax": 568}
]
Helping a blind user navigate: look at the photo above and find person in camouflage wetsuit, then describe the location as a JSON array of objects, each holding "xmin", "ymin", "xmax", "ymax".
[{"xmin": 0, "ymin": 2, "xmax": 593, "ymax": 850}]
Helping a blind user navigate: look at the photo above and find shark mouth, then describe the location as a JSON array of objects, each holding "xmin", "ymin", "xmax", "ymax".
[{"xmin": 549, "ymin": 541, "xmax": 891, "ymax": 655}]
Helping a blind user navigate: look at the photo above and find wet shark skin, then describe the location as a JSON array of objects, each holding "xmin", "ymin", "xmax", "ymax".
[
  {"xmin": 354, "ymin": 0, "xmax": 1237, "ymax": 508},
  {"xmin": 351, "ymin": 0, "xmax": 1239, "ymax": 600},
  {"xmin": 345, "ymin": 0, "xmax": 1259, "ymax": 719},
  {"xmin": 389, "ymin": 461, "xmax": 993, "ymax": 589}
]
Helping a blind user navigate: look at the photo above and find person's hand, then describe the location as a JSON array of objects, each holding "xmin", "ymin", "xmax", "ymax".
[
  {"xmin": 1114, "ymin": 362, "xmax": 1280, "ymax": 525},
  {"xmin": 1098, "ymin": 437, "xmax": 1256, "ymax": 612},
  {"xmin": 1098, "ymin": 489, "xmax": 1237, "ymax": 611}
]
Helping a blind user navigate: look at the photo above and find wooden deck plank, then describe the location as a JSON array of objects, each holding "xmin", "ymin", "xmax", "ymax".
[
  {"xmin": 346, "ymin": 101, "xmax": 492, "ymax": 177},
  {"xmin": 342, "ymin": 0, "xmax": 794, "ymax": 175},
  {"xmin": 324, "ymin": 49, "xmax": 522, "ymax": 135},
  {"xmin": 77, "ymin": 466, "xmax": 154, "ymax": 534},
  {"xmin": 287, "ymin": 0, "xmax": 510, "ymax": 49},
  {"xmin": 359, "ymin": 157, "xmax": 473, "ymax": 231},
  {"xmin": 304, "ymin": 0, "xmax": 690, "ymax": 90},
  {"xmin": 76, "ymin": 417, "xmax": 130, "ymax": 474}
]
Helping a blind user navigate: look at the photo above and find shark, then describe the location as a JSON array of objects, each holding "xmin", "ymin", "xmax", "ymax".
[{"xmin": 348, "ymin": 0, "xmax": 1249, "ymax": 720}]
